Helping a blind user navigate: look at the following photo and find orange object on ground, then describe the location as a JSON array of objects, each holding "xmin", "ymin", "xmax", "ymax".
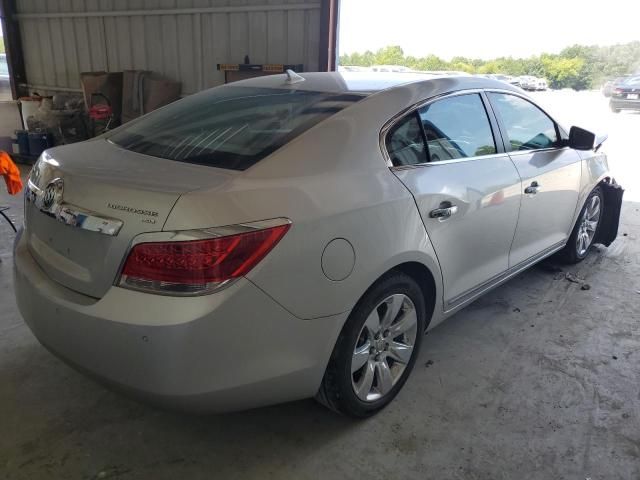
[{"xmin": 0, "ymin": 151, "xmax": 24, "ymax": 195}]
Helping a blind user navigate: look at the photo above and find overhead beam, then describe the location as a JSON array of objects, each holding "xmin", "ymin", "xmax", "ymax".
[{"xmin": 14, "ymin": 3, "xmax": 321, "ymax": 20}]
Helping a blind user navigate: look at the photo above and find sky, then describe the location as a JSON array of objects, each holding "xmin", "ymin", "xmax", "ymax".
[{"xmin": 339, "ymin": 0, "xmax": 640, "ymax": 60}]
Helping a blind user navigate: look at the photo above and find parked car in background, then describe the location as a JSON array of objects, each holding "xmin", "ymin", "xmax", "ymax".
[
  {"xmin": 535, "ymin": 78, "xmax": 548, "ymax": 91},
  {"xmin": 370, "ymin": 65, "xmax": 412, "ymax": 73},
  {"xmin": 422, "ymin": 70, "xmax": 472, "ymax": 76},
  {"xmin": 480, "ymin": 74, "xmax": 521, "ymax": 88},
  {"xmin": 602, "ymin": 75, "xmax": 632, "ymax": 97},
  {"xmin": 609, "ymin": 76, "xmax": 640, "ymax": 112},
  {"xmin": 14, "ymin": 72, "xmax": 623, "ymax": 418},
  {"xmin": 507, "ymin": 76, "xmax": 522, "ymax": 88},
  {"xmin": 338, "ymin": 65, "xmax": 370, "ymax": 72},
  {"xmin": 486, "ymin": 74, "xmax": 508, "ymax": 82},
  {"xmin": 519, "ymin": 76, "xmax": 539, "ymax": 91}
]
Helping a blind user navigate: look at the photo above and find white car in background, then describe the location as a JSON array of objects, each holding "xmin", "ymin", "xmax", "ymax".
[
  {"xmin": 536, "ymin": 78, "xmax": 549, "ymax": 91},
  {"xmin": 483, "ymin": 74, "xmax": 522, "ymax": 88},
  {"xmin": 519, "ymin": 76, "xmax": 539, "ymax": 91},
  {"xmin": 370, "ymin": 65, "xmax": 413, "ymax": 73}
]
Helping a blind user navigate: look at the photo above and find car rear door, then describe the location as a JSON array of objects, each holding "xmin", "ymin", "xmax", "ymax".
[
  {"xmin": 486, "ymin": 92, "xmax": 581, "ymax": 266},
  {"xmin": 389, "ymin": 92, "xmax": 522, "ymax": 310}
]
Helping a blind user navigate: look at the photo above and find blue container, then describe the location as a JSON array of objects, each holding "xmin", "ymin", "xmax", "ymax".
[
  {"xmin": 27, "ymin": 132, "xmax": 54, "ymax": 157},
  {"xmin": 15, "ymin": 130, "xmax": 30, "ymax": 156}
]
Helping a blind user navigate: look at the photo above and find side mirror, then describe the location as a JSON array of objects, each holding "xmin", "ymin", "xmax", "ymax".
[{"xmin": 568, "ymin": 126, "xmax": 596, "ymax": 150}]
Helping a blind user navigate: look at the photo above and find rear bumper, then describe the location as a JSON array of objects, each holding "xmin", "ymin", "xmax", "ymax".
[
  {"xmin": 13, "ymin": 229, "xmax": 346, "ymax": 412},
  {"xmin": 609, "ymin": 98, "xmax": 640, "ymax": 110}
]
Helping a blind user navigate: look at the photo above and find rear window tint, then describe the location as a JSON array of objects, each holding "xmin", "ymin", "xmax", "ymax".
[{"xmin": 110, "ymin": 86, "xmax": 364, "ymax": 171}]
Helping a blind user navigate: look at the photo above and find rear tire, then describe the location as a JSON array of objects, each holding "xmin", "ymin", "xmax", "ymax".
[
  {"xmin": 556, "ymin": 187, "xmax": 604, "ymax": 264},
  {"xmin": 316, "ymin": 272, "xmax": 426, "ymax": 418},
  {"xmin": 610, "ymin": 105, "xmax": 621, "ymax": 113}
]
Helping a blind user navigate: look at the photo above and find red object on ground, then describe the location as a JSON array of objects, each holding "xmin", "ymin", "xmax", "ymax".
[{"xmin": 0, "ymin": 151, "xmax": 24, "ymax": 195}]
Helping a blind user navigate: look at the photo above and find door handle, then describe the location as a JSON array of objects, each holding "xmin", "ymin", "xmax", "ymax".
[
  {"xmin": 429, "ymin": 203, "xmax": 458, "ymax": 220},
  {"xmin": 525, "ymin": 181, "xmax": 541, "ymax": 194}
]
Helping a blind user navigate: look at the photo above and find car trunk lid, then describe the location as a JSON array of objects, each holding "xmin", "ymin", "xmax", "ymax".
[{"xmin": 24, "ymin": 139, "xmax": 236, "ymax": 298}]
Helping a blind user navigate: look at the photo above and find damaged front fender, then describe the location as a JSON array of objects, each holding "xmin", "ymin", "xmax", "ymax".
[{"xmin": 595, "ymin": 179, "xmax": 624, "ymax": 247}]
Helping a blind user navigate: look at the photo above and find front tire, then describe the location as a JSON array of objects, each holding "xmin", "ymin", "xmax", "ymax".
[
  {"xmin": 316, "ymin": 272, "xmax": 426, "ymax": 417},
  {"xmin": 557, "ymin": 187, "xmax": 603, "ymax": 264}
]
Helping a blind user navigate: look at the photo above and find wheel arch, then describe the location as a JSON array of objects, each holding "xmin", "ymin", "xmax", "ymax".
[
  {"xmin": 393, "ymin": 262, "xmax": 437, "ymax": 330},
  {"xmin": 348, "ymin": 261, "xmax": 438, "ymax": 332}
]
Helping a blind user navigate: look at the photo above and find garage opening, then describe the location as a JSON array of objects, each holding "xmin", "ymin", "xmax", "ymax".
[{"xmin": 0, "ymin": 15, "xmax": 12, "ymax": 99}]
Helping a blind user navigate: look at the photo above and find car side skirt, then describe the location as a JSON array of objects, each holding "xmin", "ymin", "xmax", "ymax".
[{"xmin": 444, "ymin": 240, "xmax": 566, "ymax": 314}]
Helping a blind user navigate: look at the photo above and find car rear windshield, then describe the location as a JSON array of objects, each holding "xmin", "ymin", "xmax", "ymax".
[{"xmin": 110, "ymin": 86, "xmax": 364, "ymax": 171}]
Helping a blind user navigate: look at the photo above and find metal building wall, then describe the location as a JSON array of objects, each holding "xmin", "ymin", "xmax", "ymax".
[{"xmin": 14, "ymin": 0, "xmax": 322, "ymax": 95}]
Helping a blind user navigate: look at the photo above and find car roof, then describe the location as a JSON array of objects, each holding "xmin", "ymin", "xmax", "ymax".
[{"xmin": 224, "ymin": 71, "xmax": 522, "ymax": 96}]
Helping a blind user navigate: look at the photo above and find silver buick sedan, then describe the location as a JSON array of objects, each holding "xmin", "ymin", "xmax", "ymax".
[{"xmin": 14, "ymin": 72, "xmax": 623, "ymax": 417}]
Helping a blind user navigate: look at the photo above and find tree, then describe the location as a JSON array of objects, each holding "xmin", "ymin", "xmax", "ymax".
[
  {"xmin": 413, "ymin": 54, "xmax": 448, "ymax": 71},
  {"xmin": 374, "ymin": 46, "xmax": 405, "ymax": 65},
  {"xmin": 541, "ymin": 55, "xmax": 585, "ymax": 89},
  {"xmin": 338, "ymin": 41, "xmax": 640, "ymax": 90}
]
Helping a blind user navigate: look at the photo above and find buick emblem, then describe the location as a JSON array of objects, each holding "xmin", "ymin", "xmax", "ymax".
[{"xmin": 42, "ymin": 178, "xmax": 64, "ymax": 210}]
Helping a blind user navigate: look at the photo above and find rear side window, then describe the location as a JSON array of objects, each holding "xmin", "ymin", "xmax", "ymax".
[
  {"xmin": 418, "ymin": 94, "xmax": 497, "ymax": 161},
  {"xmin": 487, "ymin": 92, "xmax": 558, "ymax": 151},
  {"xmin": 110, "ymin": 86, "xmax": 364, "ymax": 171},
  {"xmin": 385, "ymin": 113, "xmax": 427, "ymax": 166}
]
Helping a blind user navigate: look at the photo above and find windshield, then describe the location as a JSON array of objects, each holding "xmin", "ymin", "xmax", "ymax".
[{"xmin": 110, "ymin": 86, "xmax": 364, "ymax": 171}]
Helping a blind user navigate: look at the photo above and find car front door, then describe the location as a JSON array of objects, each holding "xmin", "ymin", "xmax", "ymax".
[
  {"xmin": 388, "ymin": 92, "xmax": 522, "ymax": 310},
  {"xmin": 486, "ymin": 92, "xmax": 582, "ymax": 267}
]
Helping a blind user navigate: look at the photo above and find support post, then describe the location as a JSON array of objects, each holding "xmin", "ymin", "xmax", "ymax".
[
  {"xmin": 0, "ymin": 0, "xmax": 27, "ymax": 98},
  {"xmin": 319, "ymin": 0, "xmax": 339, "ymax": 72}
]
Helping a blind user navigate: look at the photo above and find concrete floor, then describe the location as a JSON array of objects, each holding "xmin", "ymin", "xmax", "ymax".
[{"xmin": 2, "ymin": 164, "xmax": 640, "ymax": 479}]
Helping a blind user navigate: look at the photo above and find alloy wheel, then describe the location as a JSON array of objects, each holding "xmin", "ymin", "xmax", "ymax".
[
  {"xmin": 576, "ymin": 195, "xmax": 601, "ymax": 256},
  {"xmin": 351, "ymin": 294, "xmax": 418, "ymax": 402}
]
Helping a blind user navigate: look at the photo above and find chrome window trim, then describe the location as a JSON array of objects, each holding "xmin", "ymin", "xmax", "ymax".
[
  {"xmin": 391, "ymin": 152, "xmax": 508, "ymax": 171},
  {"xmin": 380, "ymin": 88, "xmax": 504, "ymax": 169},
  {"xmin": 380, "ymin": 87, "xmax": 567, "ymax": 169},
  {"xmin": 507, "ymin": 145, "xmax": 571, "ymax": 157}
]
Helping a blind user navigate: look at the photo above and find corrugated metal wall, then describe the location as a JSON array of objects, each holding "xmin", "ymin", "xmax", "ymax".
[{"xmin": 14, "ymin": 0, "xmax": 322, "ymax": 95}]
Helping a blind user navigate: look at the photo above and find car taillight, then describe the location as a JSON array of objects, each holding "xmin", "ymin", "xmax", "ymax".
[{"xmin": 118, "ymin": 221, "xmax": 290, "ymax": 295}]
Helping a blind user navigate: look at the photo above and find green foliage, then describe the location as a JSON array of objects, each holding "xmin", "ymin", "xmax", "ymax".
[
  {"xmin": 0, "ymin": 37, "xmax": 5, "ymax": 53},
  {"xmin": 339, "ymin": 42, "xmax": 640, "ymax": 90},
  {"xmin": 540, "ymin": 55, "xmax": 585, "ymax": 89}
]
